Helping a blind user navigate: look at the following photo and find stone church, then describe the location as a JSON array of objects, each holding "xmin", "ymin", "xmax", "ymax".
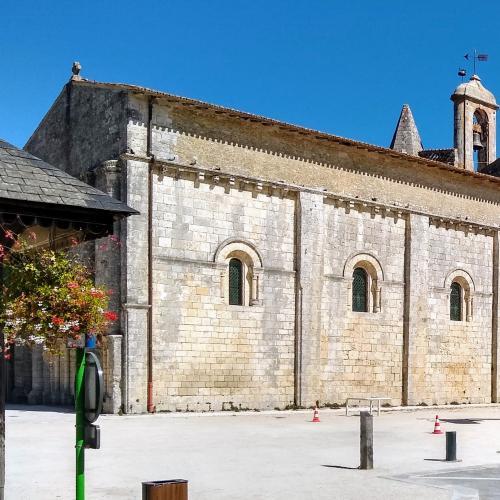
[{"xmin": 7, "ymin": 67, "xmax": 500, "ymax": 413}]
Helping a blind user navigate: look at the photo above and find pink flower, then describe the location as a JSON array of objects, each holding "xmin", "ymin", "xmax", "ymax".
[
  {"xmin": 4, "ymin": 230, "xmax": 15, "ymax": 240},
  {"xmin": 103, "ymin": 311, "xmax": 118, "ymax": 322},
  {"xmin": 67, "ymin": 282, "xmax": 79, "ymax": 289}
]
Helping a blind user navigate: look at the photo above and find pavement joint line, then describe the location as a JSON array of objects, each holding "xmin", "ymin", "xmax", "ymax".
[{"xmin": 413, "ymin": 477, "xmax": 500, "ymax": 481}]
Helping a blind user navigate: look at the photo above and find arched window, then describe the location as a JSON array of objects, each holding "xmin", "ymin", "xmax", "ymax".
[
  {"xmin": 445, "ymin": 270, "xmax": 474, "ymax": 322},
  {"xmin": 352, "ymin": 267, "xmax": 368, "ymax": 312},
  {"xmin": 228, "ymin": 258, "xmax": 243, "ymax": 305},
  {"xmin": 215, "ymin": 239, "xmax": 264, "ymax": 307},
  {"xmin": 450, "ymin": 281, "xmax": 462, "ymax": 321},
  {"xmin": 344, "ymin": 253, "xmax": 383, "ymax": 313},
  {"xmin": 473, "ymin": 110, "xmax": 489, "ymax": 171}
]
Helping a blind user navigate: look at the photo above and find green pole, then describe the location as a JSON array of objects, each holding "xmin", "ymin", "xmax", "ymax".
[{"xmin": 75, "ymin": 347, "xmax": 85, "ymax": 500}]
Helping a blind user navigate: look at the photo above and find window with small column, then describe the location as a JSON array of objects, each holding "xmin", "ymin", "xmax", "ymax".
[
  {"xmin": 445, "ymin": 270, "xmax": 474, "ymax": 322},
  {"xmin": 214, "ymin": 239, "xmax": 263, "ymax": 307},
  {"xmin": 344, "ymin": 253, "xmax": 383, "ymax": 313}
]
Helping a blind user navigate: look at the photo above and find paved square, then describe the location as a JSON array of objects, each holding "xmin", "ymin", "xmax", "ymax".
[{"xmin": 6, "ymin": 405, "xmax": 500, "ymax": 499}]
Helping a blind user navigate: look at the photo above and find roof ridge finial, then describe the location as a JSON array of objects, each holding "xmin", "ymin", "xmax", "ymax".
[{"xmin": 71, "ymin": 61, "xmax": 82, "ymax": 81}]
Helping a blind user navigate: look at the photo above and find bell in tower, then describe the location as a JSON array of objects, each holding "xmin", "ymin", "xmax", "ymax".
[
  {"xmin": 472, "ymin": 124, "xmax": 483, "ymax": 151},
  {"xmin": 451, "ymin": 74, "xmax": 498, "ymax": 171}
]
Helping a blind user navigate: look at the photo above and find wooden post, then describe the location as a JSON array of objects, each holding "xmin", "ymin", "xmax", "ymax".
[{"xmin": 360, "ymin": 411, "xmax": 373, "ymax": 470}]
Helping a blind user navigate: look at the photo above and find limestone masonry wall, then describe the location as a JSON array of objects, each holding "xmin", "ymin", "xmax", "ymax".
[
  {"xmin": 421, "ymin": 225, "xmax": 493, "ymax": 404},
  {"xmin": 320, "ymin": 204, "xmax": 406, "ymax": 406},
  {"xmin": 150, "ymin": 175, "xmax": 296, "ymax": 411},
  {"xmin": 11, "ymin": 83, "xmax": 500, "ymax": 412}
]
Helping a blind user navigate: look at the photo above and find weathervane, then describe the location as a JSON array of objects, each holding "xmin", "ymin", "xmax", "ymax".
[{"xmin": 458, "ymin": 50, "xmax": 489, "ymax": 80}]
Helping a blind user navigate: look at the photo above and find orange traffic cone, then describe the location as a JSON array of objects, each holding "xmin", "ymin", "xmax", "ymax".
[
  {"xmin": 312, "ymin": 407, "xmax": 320, "ymax": 423},
  {"xmin": 432, "ymin": 415, "xmax": 443, "ymax": 434}
]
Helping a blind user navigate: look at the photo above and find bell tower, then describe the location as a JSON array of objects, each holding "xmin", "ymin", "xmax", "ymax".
[{"xmin": 451, "ymin": 74, "xmax": 498, "ymax": 171}]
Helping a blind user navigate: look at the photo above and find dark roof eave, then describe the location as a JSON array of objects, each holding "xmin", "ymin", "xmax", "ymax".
[{"xmin": 0, "ymin": 197, "xmax": 137, "ymax": 224}]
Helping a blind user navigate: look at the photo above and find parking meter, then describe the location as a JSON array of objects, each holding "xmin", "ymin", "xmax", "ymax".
[{"xmin": 84, "ymin": 351, "xmax": 104, "ymax": 448}]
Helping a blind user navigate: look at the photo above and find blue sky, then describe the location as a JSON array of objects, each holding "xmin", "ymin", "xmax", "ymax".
[{"xmin": 1, "ymin": 1, "xmax": 499, "ymax": 151}]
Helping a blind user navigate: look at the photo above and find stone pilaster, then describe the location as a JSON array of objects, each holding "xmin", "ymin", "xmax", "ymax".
[
  {"xmin": 42, "ymin": 352, "xmax": 53, "ymax": 404},
  {"xmin": 27, "ymin": 346, "xmax": 44, "ymax": 404},
  {"xmin": 11, "ymin": 346, "xmax": 27, "ymax": 403},
  {"xmin": 94, "ymin": 159, "xmax": 124, "ymax": 412},
  {"xmin": 403, "ymin": 214, "xmax": 429, "ymax": 405},
  {"xmin": 295, "ymin": 192, "xmax": 325, "ymax": 407},
  {"xmin": 121, "ymin": 159, "xmax": 150, "ymax": 414},
  {"xmin": 102, "ymin": 335, "xmax": 122, "ymax": 414},
  {"xmin": 59, "ymin": 348, "xmax": 72, "ymax": 405},
  {"xmin": 492, "ymin": 231, "xmax": 500, "ymax": 402}
]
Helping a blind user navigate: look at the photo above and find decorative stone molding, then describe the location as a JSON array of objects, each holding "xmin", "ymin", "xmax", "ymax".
[{"xmin": 94, "ymin": 159, "xmax": 122, "ymax": 198}]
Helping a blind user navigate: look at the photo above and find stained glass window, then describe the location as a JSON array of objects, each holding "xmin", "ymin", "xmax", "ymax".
[
  {"xmin": 352, "ymin": 267, "xmax": 368, "ymax": 312},
  {"xmin": 450, "ymin": 282, "xmax": 462, "ymax": 321},
  {"xmin": 229, "ymin": 258, "xmax": 243, "ymax": 305}
]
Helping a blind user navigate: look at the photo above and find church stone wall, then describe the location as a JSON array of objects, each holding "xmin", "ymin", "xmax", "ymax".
[
  {"xmin": 320, "ymin": 204, "xmax": 406, "ymax": 405},
  {"xmin": 418, "ymin": 224, "xmax": 493, "ymax": 404},
  {"xmin": 150, "ymin": 174, "xmax": 296, "ymax": 411},
  {"xmin": 15, "ymin": 84, "xmax": 500, "ymax": 413}
]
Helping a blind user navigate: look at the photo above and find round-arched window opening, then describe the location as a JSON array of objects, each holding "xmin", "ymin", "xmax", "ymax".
[
  {"xmin": 228, "ymin": 258, "xmax": 243, "ymax": 306},
  {"xmin": 450, "ymin": 281, "xmax": 462, "ymax": 321},
  {"xmin": 473, "ymin": 110, "xmax": 489, "ymax": 171},
  {"xmin": 352, "ymin": 267, "xmax": 368, "ymax": 312}
]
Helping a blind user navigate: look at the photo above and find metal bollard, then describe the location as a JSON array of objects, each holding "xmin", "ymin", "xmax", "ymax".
[
  {"xmin": 445, "ymin": 431, "xmax": 457, "ymax": 462},
  {"xmin": 360, "ymin": 411, "xmax": 373, "ymax": 470}
]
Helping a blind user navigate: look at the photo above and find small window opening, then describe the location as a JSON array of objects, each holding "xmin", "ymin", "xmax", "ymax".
[
  {"xmin": 228, "ymin": 258, "xmax": 243, "ymax": 305},
  {"xmin": 450, "ymin": 281, "xmax": 462, "ymax": 321},
  {"xmin": 352, "ymin": 267, "xmax": 368, "ymax": 312}
]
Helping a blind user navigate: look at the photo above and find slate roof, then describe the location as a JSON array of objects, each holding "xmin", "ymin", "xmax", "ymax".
[
  {"xmin": 479, "ymin": 158, "xmax": 500, "ymax": 176},
  {"xmin": 418, "ymin": 148, "xmax": 457, "ymax": 166},
  {"xmin": 0, "ymin": 139, "xmax": 136, "ymax": 216}
]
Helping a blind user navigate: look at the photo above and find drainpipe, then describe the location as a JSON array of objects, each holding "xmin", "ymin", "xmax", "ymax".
[{"xmin": 146, "ymin": 97, "xmax": 155, "ymax": 413}]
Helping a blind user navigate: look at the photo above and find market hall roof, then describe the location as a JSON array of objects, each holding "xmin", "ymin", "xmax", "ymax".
[
  {"xmin": 0, "ymin": 139, "xmax": 137, "ymax": 232},
  {"xmin": 0, "ymin": 139, "xmax": 135, "ymax": 215}
]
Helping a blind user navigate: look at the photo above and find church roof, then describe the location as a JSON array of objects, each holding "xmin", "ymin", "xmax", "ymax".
[
  {"xmin": 0, "ymin": 139, "xmax": 136, "ymax": 216},
  {"xmin": 479, "ymin": 157, "xmax": 500, "ymax": 176},
  {"xmin": 390, "ymin": 104, "xmax": 423, "ymax": 156},
  {"xmin": 451, "ymin": 74, "xmax": 498, "ymax": 108},
  {"xmin": 418, "ymin": 148, "xmax": 456, "ymax": 166},
  {"xmin": 36, "ymin": 76, "xmax": 500, "ymax": 190}
]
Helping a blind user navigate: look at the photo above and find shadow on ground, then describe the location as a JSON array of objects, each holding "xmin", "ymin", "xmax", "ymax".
[{"xmin": 6, "ymin": 404, "xmax": 73, "ymax": 414}]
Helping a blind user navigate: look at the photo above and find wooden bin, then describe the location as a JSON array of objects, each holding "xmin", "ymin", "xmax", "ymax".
[{"xmin": 142, "ymin": 479, "xmax": 188, "ymax": 500}]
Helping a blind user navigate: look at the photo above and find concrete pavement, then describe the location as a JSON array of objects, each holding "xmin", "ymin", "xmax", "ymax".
[{"xmin": 6, "ymin": 405, "xmax": 500, "ymax": 499}]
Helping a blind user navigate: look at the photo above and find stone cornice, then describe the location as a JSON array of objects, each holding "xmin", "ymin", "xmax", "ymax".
[{"xmin": 120, "ymin": 152, "xmax": 500, "ymax": 234}]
